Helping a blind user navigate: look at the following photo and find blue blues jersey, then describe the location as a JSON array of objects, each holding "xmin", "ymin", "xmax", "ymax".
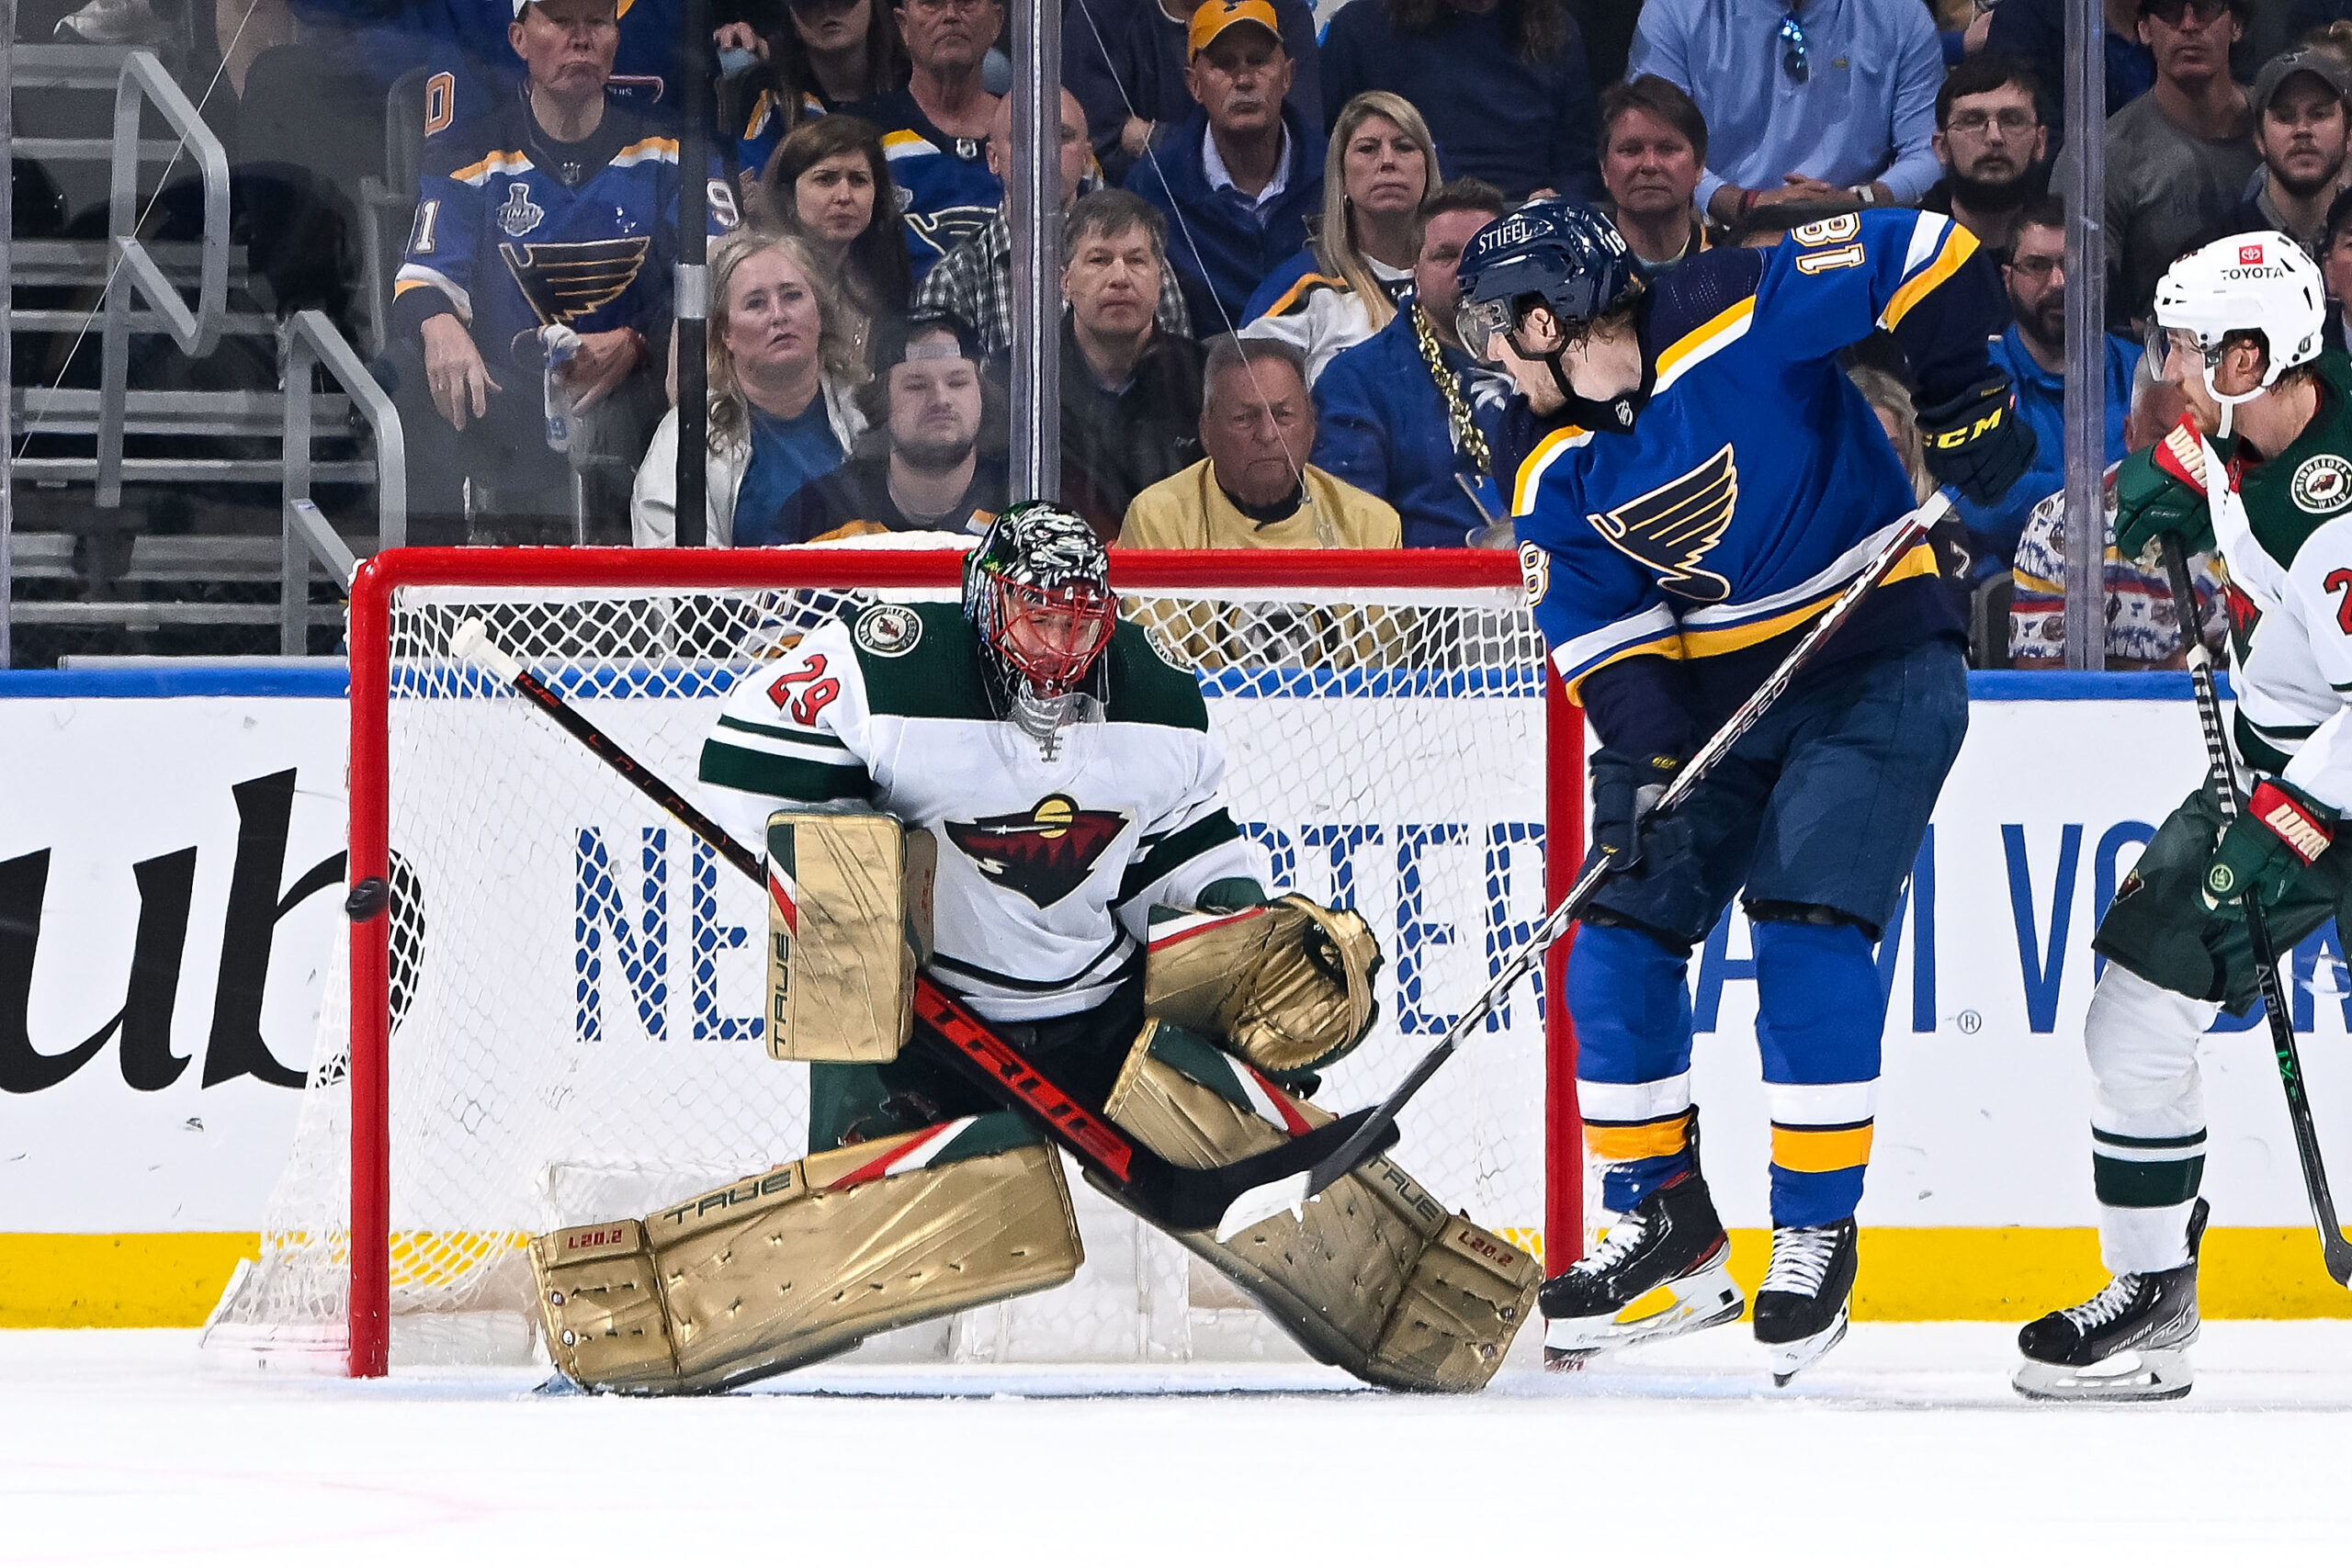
[
  {"xmin": 295, "ymin": 0, "xmax": 682, "ymax": 126},
  {"xmin": 863, "ymin": 91, "xmax": 1004, "ymax": 280},
  {"xmin": 736, "ymin": 85, "xmax": 830, "ymax": 180},
  {"xmin": 395, "ymin": 101, "xmax": 691, "ymax": 370},
  {"xmin": 1513, "ymin": 209, "xmax": 2000, "ymax": 754}
]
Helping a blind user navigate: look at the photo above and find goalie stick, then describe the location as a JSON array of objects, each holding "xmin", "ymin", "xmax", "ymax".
[
  {"xmin": 2157, "ymin": 536, "xmax": 2352, "ymax": 1287},
  {"xmin": 1215, "ymin": 500, "xmax": 1950, "ymax": 1241},
  {"xmin": 439, "ymin": 617, "xmax": 1395, "ymax": 1235}
]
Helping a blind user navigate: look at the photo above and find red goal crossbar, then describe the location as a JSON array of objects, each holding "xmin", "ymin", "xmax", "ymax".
[{"xmin": 343, "ymin": 547, "xmax": 1583, "ymax": 1378}]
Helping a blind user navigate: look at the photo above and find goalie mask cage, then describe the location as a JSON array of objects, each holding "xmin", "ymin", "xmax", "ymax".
[{"xmin": 205, "ymin": 547, "xmax": 1583, "ymax": 1379}]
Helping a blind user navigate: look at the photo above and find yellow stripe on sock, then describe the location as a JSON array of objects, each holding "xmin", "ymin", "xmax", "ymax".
[
  {"xmin": 1586, "ymin": 1118, "xmax": 1690, "ymax": 1162},
  {"xmin": 1770, "ymin": 1121, "xmax": 1875, "ymax": 1173}
]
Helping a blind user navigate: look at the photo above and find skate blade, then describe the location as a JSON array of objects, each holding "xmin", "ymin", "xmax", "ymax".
[
  {"xmin": 1765, "ymin": 1305, "xmax": 1849, "ymax": 1387},
  {"xmin": 1543, "ymin": 1258, "xmax": 1746, "ymax": 1370},
  {"xmin": 2012, "ymin": 1347, "xmax": 2192, "ymax": 1403}
]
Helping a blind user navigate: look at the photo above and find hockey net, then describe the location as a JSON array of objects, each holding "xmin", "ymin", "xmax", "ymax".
[{"xmin": 204, "ymin": 547, "xmax": 1580, "ymax": 1376}]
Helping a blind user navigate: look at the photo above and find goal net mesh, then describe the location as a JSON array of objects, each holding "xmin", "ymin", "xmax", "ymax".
[{"xmin": 205, "ymin": 564, "xmax": 1561, "ymax": 1371}]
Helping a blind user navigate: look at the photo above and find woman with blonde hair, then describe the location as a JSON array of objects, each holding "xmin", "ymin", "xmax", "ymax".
[
  {"xmin": 632, "ymin": 231, "xmax": 870, "ymax": 547},
  {"xmin": 1238, "ymin": 90, "xmax": 1439, "ymax": 381}
]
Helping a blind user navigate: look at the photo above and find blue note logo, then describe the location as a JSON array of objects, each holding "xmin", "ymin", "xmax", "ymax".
[{"xmin": 1586, "ymin": 441, "xmax": 1738, "ymax": 602}]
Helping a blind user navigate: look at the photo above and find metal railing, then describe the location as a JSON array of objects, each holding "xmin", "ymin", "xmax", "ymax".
[
  {"xmin": 282, "ymin": 310, "xmax": 406, "ymax": 655},
  {"xmin": 95, "ymin": 50, "xmax": 229, "ymax": 510}
]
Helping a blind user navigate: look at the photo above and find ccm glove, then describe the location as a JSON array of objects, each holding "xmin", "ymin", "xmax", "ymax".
[
  {"xmin": 1917, "ymin": 375, "xmax": 2038, "ymax": 504},
  {"xmin": 2113, "ymin": 419, "xmax": 2217, "ymax": 561},
  {"xmin": 1590, "ymin": 749, "xmax": 1690, "ymax": 877},
  {"xmin": 2202, "ymin": 778, "xmax": 2337, "ymax": 909}
]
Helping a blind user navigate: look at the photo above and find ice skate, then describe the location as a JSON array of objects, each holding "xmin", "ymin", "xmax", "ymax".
[
  {"xmin": 1754, "ymin": 1217, "xmax": 1857, "ymax": 1385},
  {"xmin": 2014, "ymin": 1199, "xmax": 2206, "ymax": 1403},
  {"xmin": 1540, "ymin": 1173, "xmax": 1745, "ymax": 1369}
]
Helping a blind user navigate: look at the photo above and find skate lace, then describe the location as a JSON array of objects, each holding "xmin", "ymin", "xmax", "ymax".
[
  {"xmin": 1574, "ymin": 1211, "xmax": 1651, "ymax": 1275},
  {"xmin": 2060, "ymin": 1274, "xmax": 2144, "ymax": 1333},
  {"xmin": 1761, "ymin": 1225, "xmax": 1841, "ymax": 1297}
]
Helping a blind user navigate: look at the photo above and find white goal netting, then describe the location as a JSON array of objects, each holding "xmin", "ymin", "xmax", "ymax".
[{"xmin": 205, "ymin": 560, "xmax": 1566, "ymax": 1371}]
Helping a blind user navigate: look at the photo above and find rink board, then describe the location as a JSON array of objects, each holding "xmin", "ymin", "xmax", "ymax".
[{"xmin": 6, "ymin": 668, "xmax": 2352, "ymax": 1323}]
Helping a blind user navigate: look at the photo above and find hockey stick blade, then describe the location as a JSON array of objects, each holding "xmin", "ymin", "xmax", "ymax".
[
  {"xmin": 1215, "ymin": 503, "xmax": 1946, "ymax": 1243},
  {"xmin": 2160, "ymin": 536, "xmax": 2352, "ymax": 1287},
  {"xmin": 450, "ymin": 619, "xmax": 1373, "ymax": 1238}
]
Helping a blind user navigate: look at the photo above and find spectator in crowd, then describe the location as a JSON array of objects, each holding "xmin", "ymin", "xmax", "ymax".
[
  {"xmin": 2098, "ymin": 0, "xmax": 2256, "ymax": 324},
  {"xmin": 757, "ymin": 116, "xmax": 915, "ymax": 362},
  {"xmin": 1846, "ymin": 363, "xmax": 1981, "ymax": 602},
  {"xmin": 1065, "ymin": 0, "xmax": 1322, "ymax": 185},
  {"xmin": 1239, "ymin": 92, "xmax": 1439, "ymax": 382},
  {"xmin": 1922, "ymin": 52, "xmax": 2052, "ymax": 253},
  {"xmin": 1125, "ymin": 0, "xmax": 1327, "ymax": 334},
  {"xmin": 1987, "ymin": 0, "xmax": 2154, "ymax": 139},
  {"xmin": 633, "ymin": 231, "xmax": 870, "ymax": 547},
  {"xmin": 919, "ymin": 85, "xmax": 1193, "ymax": 355},
  {"xmin": 1318, "ymin": 0, "xmax": 1600, "ymax": 202},
  {"xmin": 1312, "ymin": 177, "xmax": 1512, "ymax": 547},
  {"xmin": 1597, "ymin": 74, "xmax": 1709, "ymax": 274},
  {"xmin": 2229, "ymin": 47, "xmax": 2352, "ymax": 252},
  {"xmin": 1120, "ymin": 336, "xmax": 1400, "ymax": 546},
  {"xmin": 1628, "ymin": 0, "xmax": 1945, "ymax": 225},
  {"xmin": 2008, "ymin": 368, "xmax": 2226, "ymax": 668},
  {"xmin": 391, "ymin": 0, "xmax": 679, "ymax": 546},
  {"xmin": 769, "ymin": 310, "xmax": 1010, "ymax": 540},
  {"xmin": 862, "ymin": 0, "xmax": 1007, "ymax": 276},
  {"xmin": 2321, "ymin": 185, "xmax": 2352, "ymax": 351},
  {"xmin": 1053, "ymin": 191, "xmax": 1208, "ymax": 537},
  {"xmin": 725, "ymin": 0, "xmax": 906, "ymax": 177},
  {"xmin": 1951, "ymin": 195, "xmax": 2143, "ymax": 573}
]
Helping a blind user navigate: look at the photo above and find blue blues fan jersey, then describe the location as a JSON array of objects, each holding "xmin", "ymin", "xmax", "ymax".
[
  {"xmin": 293, "ymin": 0, "xmax": 682, "ymax": 127},
  {"xmin": 394, "ymin": 100, "xmax": 736, "ymax": 367},
  {"xmin": 736, "ymin": 85, "xmax": 830, "ymax": 179},
  {"xmin": 1513, "ymin": 209, "xmax": 1999, "ymax": 753},
  {"xmin": 863, "ymin": 91, "xmax": 1004, "ymax": 278}
]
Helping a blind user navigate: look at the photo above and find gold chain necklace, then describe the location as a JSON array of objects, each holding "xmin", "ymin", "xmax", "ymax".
[{"xmin": 1410, "ymin": 304, "xmax": 1492, "ymax": 478}]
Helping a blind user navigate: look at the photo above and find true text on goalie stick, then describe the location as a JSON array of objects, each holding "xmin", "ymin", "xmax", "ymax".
[
  {"xmin": 1214, "ymin": 500, "xmax": 1949, "ymax": 1242},
  {"xmin": 2158, "ymin": 535, "xmax": 2352, "ymax": 1287},
  {"xmin": 438, "ymin": 617, "xmax": 1396, "ymax": 1235}
]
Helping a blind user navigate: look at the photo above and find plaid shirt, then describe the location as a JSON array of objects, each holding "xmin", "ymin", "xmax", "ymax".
[{"xmin": 915, "ymin": 209, "xmax": 1191, "ymax": 355}]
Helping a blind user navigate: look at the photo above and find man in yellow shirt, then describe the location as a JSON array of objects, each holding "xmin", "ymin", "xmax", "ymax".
[{"xmin": 1118, "ymin": 336, "xmax": 1400, "ymax": 547}]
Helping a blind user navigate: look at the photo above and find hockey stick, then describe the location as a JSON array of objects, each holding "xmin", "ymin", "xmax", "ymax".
[
  {"xmin": 1214, "ymin": 501, "xmax": 1949, "ymax": 1241},
  {"xmin": 2157, "ymin": 536, "xmax": 2352, "ymax": 1286},
  {"xmin": 442, "ymin": 619, "xmax": 1395, "ymax": 1235}
]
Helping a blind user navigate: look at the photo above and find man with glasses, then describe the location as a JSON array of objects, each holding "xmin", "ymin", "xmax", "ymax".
[
  {"xmin": 2094, "ymin": 0, "xmax": 2257, "ymax": 325},
  {"xmin": 1953, "ymin": 194, "xmax": 2143, "ymax": 573},
  {"xmin": 2230, "ymin": 48, "xmax": 2352, "ymax": 254},
  {"xmin": 865, "ymin": 0, "xmax": 1008, "ymax": 277},
  {"xmin": 1625, "ymin": 0, "xmax": 1944, "ymax": 229},
  {"xmin": 1923, "ymin": 52, "xmax": 2052, "ymax": 254}
]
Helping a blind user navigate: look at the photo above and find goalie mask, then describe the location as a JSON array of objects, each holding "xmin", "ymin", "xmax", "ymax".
[
  {"xmin": 964, "ymin": 502, "xmax": 1117, "ymax": 747},
  {"xmin": 2150, "ymin": 231, "xmax": 2325, "ymax": 439}
]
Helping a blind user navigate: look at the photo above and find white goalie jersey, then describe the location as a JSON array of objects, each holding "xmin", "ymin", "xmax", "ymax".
[{"xmin": 698, "ymin": 601, "xmax": 1261, "ymax": 1021}]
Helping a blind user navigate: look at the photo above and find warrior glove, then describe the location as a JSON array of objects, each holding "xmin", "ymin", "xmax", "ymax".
[
  {"xmin": 2203, "ymin": 778, "xmax": 2337, "ymax": 909},
  {"xmin": 1917, "ymin": 375, "xmax": 2037, "ymax": 505},
  {"xmin": 1590, "ymin": 749, "xmax": 1689, "ymax": 877},
  {"xmin": 2114, "ymin": 419, "xmax": 2217, "ymax": 561}
]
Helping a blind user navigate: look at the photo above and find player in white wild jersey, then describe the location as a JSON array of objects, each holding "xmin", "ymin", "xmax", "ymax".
[{"xmin": 526, "ymin": 504, "xmax": 1540, "ymax": 1394}]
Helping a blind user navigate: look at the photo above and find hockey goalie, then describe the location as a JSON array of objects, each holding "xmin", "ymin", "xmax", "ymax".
[{"xmin": 526, "ymin": 503, "xmax": 1539, "ymax": 1393}]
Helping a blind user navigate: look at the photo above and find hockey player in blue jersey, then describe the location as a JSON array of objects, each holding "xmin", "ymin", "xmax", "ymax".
[
  {"xmin": 393, "ymin": 0, "xmax": 727, "ymax": 542},
  {"xmin": 1457, "ymin": 199, "xmax": 2031, "ymax": 1382}
]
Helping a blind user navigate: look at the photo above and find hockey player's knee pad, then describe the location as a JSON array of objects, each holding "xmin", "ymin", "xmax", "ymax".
[
  {"xmin": 2084, "ymin": 964, "xmax": 2214, "ymax": 1124},
  {"xmin": 1750, "ymin": 914, "xmax": 1883, "ymax": 1071},
  {"xmin": 530, "ymin": 1112, "xmax": 1080, "ymax": 1393},
  {"xmin": 1101, "ymin": 1021, "xmax": 1539, "ymax": 1392},
  {"xmin": 1567, "ymin": 919, "xmax": 1696, "ymax": 1084}
]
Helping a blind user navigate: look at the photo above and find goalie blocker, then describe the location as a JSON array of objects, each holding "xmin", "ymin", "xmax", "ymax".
[{"xmin": 531, "ymin": 855, "xmax": 1532, "ymax": 1392}]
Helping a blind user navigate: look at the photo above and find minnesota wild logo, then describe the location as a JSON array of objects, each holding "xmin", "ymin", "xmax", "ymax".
[{"xmin": 944, "ymin": 794, "xmax": 1127, "ymax": 908}]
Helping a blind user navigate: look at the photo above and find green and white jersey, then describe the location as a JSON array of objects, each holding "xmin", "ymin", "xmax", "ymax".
[
  {"xmin": 2186, "ymin": 354, "xmax": 2352, "ymax": 806},
  {"xmin": 698, "ymin": 602, "xmax": 1258, "ymax": 1021}
]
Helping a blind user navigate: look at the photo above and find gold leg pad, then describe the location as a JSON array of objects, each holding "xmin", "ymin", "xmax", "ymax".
[
  {"xmin": 531, "ymin": 1124, "xmax": 1083, "ymax": 1393},
  {"xmin": 1103, "ymin": 1021, "xmax": 1540, "ymax": 1392}
]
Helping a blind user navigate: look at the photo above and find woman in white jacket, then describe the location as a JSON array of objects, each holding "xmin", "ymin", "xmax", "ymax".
[{"xmin": 632, "ymin": 231, "xmax": 870, "ymax": 547}]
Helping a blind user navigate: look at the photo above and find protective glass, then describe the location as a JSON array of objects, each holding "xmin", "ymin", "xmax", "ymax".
[{"xmin": 988, "ymin": 577, "xmax": 1115, "ymax": 694}]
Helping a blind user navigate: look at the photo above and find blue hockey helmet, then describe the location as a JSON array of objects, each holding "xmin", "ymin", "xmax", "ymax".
[{"xmin": 1455, "ymin": 198, "xmax": 1640, "ymax": 357}]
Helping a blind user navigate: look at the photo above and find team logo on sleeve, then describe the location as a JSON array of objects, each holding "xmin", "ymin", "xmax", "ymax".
[
  {"xmin": 944, "ymin": 794, "xmax": 1128, "ymax": 908},
  {"xmin": 1585, "ymin": 442, "xmax": 1738, "ymax": 602},
  {"xmin": 498, "ymin": 236, "xmax": 653, "ymax": 326},
  {"xmin": 853, "ymin": 603, "xmax": 923, "ymax": 656},
  {"xmin": 2290, "ymin": 453, "xmax": 2352, "ymax": 513}
]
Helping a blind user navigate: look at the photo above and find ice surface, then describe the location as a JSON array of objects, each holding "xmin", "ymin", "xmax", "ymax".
[{"xmin": 6, "ymin": 1323, "xmax": 2352, "ymax": 1564}]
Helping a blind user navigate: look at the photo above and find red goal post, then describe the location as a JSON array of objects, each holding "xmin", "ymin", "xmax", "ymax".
[{"xmin": 331, "ymin": 547, "xmax": 1584, "ymax": 1379}]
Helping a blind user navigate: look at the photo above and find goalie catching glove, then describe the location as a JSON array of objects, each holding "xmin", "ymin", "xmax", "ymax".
[
  {"xmin": 1146, "ymin": 894, "xmax": 1383, "ymax": 1075},
  {"xmin": 1917, "ymin": 374, "xmax": 2037, "ymax": 505},
  {"xmin": 2202, "ymin": 777, "xmax": 2337, "ymax": 908}
]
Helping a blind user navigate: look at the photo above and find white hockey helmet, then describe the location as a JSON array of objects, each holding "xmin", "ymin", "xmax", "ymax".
[{"xmin": 2151, "ymin": 231, "xmax": 2326, "ymax": 424}]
